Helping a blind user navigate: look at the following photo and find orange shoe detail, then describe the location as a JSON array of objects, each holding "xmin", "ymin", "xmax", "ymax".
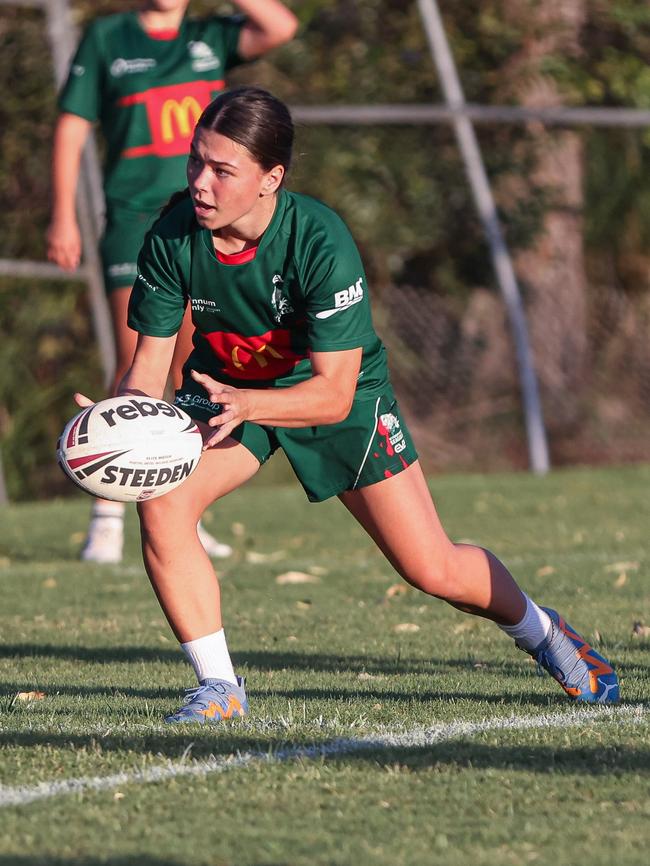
[
  {"xmin": 558, "ymin": 617, "xmax": 614, "ymax": 694},
  {"xmin": 527, "ymin": 607, "xmax": 619, "ymax": 703},
  {"xmin": 563, "ymin": 685, "xmax": 582, "ymax": 697},
  {"xmin": 199, "ymin": 696, "xmax": 244, "ymax": 720}
]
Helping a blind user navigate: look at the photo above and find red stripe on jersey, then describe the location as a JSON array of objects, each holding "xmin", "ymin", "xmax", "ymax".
[
  {"xmin": 116, "ymin": 81, "xmax": 224, "ymax": 107},
  {"xmin": 118, "ymin": 92, "xmax": 151, "ymax": 107},
  {"xmin": 215, "ymin": 246, "xmax": 258, "ymax": 265},
  {"xmin": 122, "ymin": 143, "xmax": 158, "ymax": 158},
  {"xmin": 145, "ymin": 29, "xmax": 179, "ymax": 40},
  {"xmin": 204, "ymin": 329, "xmax": 307, "ymax": 380}
]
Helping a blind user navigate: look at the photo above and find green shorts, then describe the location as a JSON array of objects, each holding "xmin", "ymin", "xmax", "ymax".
[
  {"xmin": 100, "ymin": 207, "xmax": 158, "ymax": 294},
  {"xmin": 174, "ymin": 386, "xmax": 418, "ymax": 502}
]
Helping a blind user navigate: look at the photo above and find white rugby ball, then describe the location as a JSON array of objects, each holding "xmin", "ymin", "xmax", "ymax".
[{"xmin": 57, "ymin": 396, "xmax": 203, "ymax": 502}]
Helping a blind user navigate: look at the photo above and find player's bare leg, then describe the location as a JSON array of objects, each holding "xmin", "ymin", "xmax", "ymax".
[
  {"xmin": 81, "ymin": 287, "xmax": 137, "ymax": 563},
  {"xmin": 139, "ymin": 435, "xmax": 258, "ymax": 722},
  {"xmin": 339, "ymin": 460, "xmax": 525, "ymax": 623},
  {"xmin": 339, "ymin": 461, "xmax": 619, "ymax": 702},
  {"xmin": 137, "ymin": 436, "xmax": 259, "ymax": 641}
]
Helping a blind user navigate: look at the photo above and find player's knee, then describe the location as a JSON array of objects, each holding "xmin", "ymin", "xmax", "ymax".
[
  {"xmin": 137, "ymin": 495, "xmax": 187, "ymax": 545},
  {"xmin": 137, "ymin": 498, "xmax": 162, "ymax": 541},
  {"xmin": 405, "ymin": 545, "xmax": 465, "ymax": 600}
]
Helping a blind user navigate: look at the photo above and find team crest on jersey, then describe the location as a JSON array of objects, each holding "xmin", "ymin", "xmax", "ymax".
[
  {"xmin": 188, "ymin": 41, "xmax": 221, "ymax": 72},
  {"xmin": 380, "ymin": 413, "xmax": 399, "ymax": 434},
  {"xmin": 271, "ymin": 275, "xmax": 294, "ymax": 324}
]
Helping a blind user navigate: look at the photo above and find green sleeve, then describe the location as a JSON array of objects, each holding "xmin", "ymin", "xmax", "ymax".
[
  {"xmin": 128, "ymin": 231, "xmax": 187, "ymax": 337},
  {"xmin": 301, "ymin": 219, "xmax": 376, "ymax": 352},
  {"xmin": 208, "ymin": 14, "xmax": 248, "ymax": 71},
  {"xmin": 58, "ymin": 22, "xmax": 104, "ymax": 122}
]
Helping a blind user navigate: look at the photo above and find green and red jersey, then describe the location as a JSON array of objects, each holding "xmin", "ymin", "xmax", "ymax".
[
  {"xmin": 128, "ymin": 190, "xmax": 390, "ymax": 399},
  {"xmin": 59, "ymin": 11, "xmax": 245, "ymax": 212}
]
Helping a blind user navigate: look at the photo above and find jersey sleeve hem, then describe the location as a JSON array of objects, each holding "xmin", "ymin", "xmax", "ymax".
[
  {"xmin": 126, "ymin": 318, "xmax": 179, "ymax": 338},
  {"xmin": 309, "ymin": 333, "xmax": 376, "ymax": 352},
  {"xmin": 56, "ymin": 104, "xmax": 96, "ymax": 123}
]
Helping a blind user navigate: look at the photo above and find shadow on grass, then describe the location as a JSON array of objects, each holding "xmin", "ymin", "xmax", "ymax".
[
  {"xmin": 0, "ymin": 642, "xmax": 640, "ymax": 705},
  {"xmin": 0, "ymin": 678, "xmax": 558, "ymax": 705},
  {"xmin": 0, "ymin": 642, "xmax": 566, "ymax": 677},
  {"xmin": 0, "ymin": 643, "xmax": 180, "ymax": 664},
  {"xmin": 334, "ymin": 739, "xmax": 650, "ymax": 775},
  {"xmin": 0, "ymin": 680, "xmax": 180, "ymax": 700}
]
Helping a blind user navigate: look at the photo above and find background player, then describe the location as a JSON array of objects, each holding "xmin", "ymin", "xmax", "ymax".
[
  {"xmin": 76, "ymin": 87, "xmax": 619, "ymax": 722},
  {"xmin": 47, "ymin": 0, "xmax": 298, "ymax": 563}
]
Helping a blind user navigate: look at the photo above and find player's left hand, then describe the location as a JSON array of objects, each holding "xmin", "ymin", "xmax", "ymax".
[{"xmin": 191, "ymin": 370, "xmax": 252, "ymax": 448}]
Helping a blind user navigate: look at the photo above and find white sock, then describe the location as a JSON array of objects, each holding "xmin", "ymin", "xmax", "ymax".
[
  {"xmin": 498, "ymin": 594, "xmax": 552, "ymax": 651},
  {"xmin": 181, "ymin": 629, "xmax": 237, "ymax": 685},
  {"xmin": 88, "ymin": 500, "xmax": 124, "ymax": 532}
]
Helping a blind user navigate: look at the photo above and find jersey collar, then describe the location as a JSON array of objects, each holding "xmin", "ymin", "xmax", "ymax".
[
  {"xmin": 200, "ymin": 189, "xmax": 288, "ymax": 265},
  {"xmin": 132, "ymin": 10, "xmax": 187, "ymax": 42}
]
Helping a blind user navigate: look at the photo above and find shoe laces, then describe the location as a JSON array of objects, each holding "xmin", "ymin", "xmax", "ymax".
[
  {"xmin": 538, "ymin": 623, "xmax": 586, "ymax": 686},
  {"xmin": 535, "ymin": 646, "xmax": 564, "ymax": 681},
  {"xmin": 181, "ymin": 684, "xmax": 211, "ymax": 705}
]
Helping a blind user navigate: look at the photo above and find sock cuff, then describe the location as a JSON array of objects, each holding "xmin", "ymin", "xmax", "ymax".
[
  {"xmin": 181, "ymin": 629, "xmax": 226, "ymax": 653},
  {"xmin": 181, "ymin": 629, "xmax": 237, "ymax": 685},
  {"xmin": 499, "ymin": 594, "xmax": 551, "ymax": 650},
  {"xmin": 92, "ymin": 501, "xmax": 125, "ymax": 518}
]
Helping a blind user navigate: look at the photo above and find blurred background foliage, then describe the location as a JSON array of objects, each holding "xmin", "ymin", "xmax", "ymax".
[{"xmin": 1, "ymin": 1, "xmax": 650, "ymax": 499}]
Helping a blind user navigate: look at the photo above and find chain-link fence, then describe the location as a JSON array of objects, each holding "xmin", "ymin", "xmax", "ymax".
[{"xmin": 375, "ymin": 269, "xmax": 650, "ymax": 473}]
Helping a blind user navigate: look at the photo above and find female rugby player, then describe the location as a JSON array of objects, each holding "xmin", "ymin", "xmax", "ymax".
[
  {"xmin": 48, "ymin": 0, "xmax": 298, "ymax": 563},
  {"xmin": 77, "ymin": 87, "xmax": 619, "ymax": 722}
]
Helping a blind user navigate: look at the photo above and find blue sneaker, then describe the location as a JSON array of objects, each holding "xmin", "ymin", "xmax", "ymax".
[
  {"xmin": 524, "ymin": 608, "xmax": 619, "ymax": 703},
  {"xmin": 165, "ymin": 676, "xmax": 248, "ymax": 724}
]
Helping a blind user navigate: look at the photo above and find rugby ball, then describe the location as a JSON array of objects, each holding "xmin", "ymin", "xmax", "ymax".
[{"xmin": 57, "ymin": 396, "xmax": 203, "ymax": 502}]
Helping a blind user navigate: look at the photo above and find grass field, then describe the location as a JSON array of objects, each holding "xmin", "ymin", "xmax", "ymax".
[{"xmin": 0, "ymin": 463, "xmax": 649, "ymax": 865}]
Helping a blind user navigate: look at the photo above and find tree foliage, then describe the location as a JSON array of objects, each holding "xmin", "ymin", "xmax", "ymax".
[{"xmin": 1, "ymin": 1, "xmax": 649, "ymax": 498}]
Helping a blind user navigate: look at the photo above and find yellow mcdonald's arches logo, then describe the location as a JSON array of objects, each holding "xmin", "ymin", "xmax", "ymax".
[
  {"xmin": 231, "ymin": 343, "xmax": 285, "ymax": 370},
  {"xmin": 160, "ymin": 96, "xmax": 203, "ymax": 142}
]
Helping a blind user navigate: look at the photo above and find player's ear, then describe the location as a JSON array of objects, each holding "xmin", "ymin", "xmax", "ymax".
[{"xmin": 260, "ymin": 164, "xmax": 285, "ymax": 196}]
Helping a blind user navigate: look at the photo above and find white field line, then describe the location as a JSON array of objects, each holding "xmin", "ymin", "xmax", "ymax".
[{"xmin": 0, "ymin": 705, "xmax": 646, "ymax": 809}]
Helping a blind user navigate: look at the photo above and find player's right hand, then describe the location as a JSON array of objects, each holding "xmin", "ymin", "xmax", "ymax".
[{"xmin": 47, "ymin": 218, "xmax": 82, "ymax": 270}]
